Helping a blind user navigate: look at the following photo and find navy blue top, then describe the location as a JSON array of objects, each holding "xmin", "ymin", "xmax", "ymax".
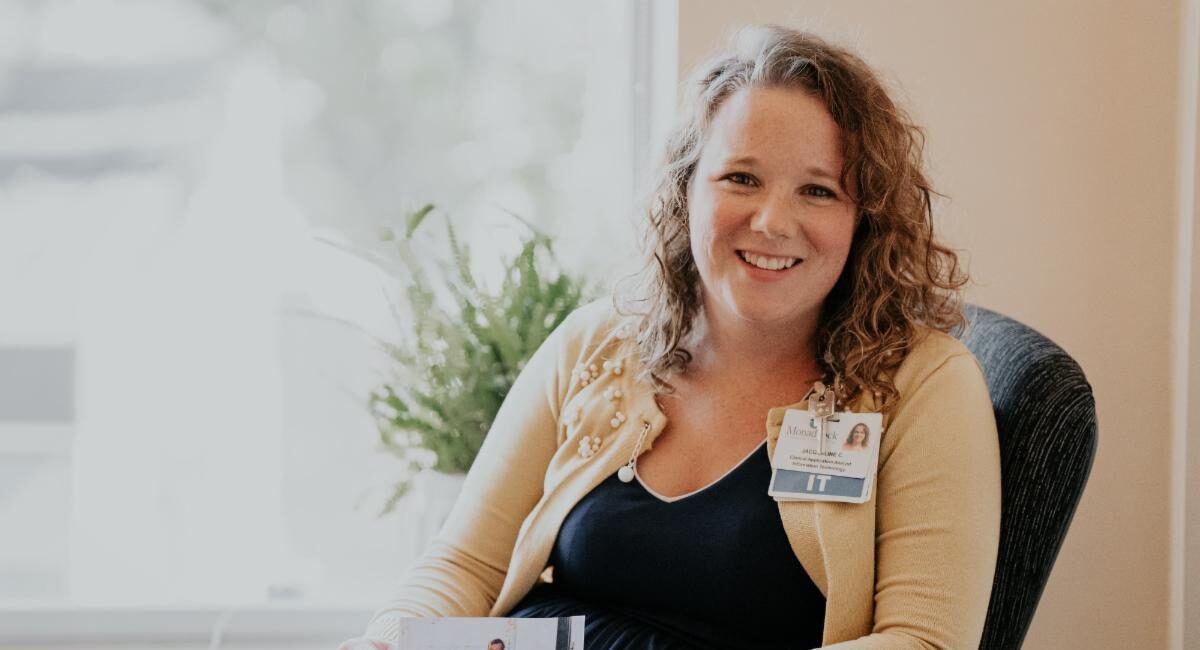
[{"xmin": 508, "ymin": 440, "xmax": 826, "ymax": 650}]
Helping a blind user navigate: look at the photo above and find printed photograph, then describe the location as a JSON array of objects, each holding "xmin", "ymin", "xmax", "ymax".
[
  {"xmin": 396, "ymin": 616, "xmax": 584, "ymax": 650},
  {"xmin": 841, "ymin": 422, "xmax": 871, "ymax": 452}
]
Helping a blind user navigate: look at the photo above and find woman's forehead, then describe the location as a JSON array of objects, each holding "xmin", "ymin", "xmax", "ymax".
[{"xmin": 703, "ymin": 85, "xmax": 845, "ymax": 173}]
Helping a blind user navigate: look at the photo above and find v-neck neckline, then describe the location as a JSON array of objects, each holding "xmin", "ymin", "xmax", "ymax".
[{"xmin": 634, "ymin": 439, "xmax": 767, "ymax": 503}]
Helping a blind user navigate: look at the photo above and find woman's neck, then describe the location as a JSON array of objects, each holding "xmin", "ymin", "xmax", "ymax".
[{"xmin": 684, "ymin": 303, "xmax": 823, "ymax": 386}]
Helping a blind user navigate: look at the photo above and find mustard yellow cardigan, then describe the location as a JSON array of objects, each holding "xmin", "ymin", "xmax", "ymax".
[{"xmin": 364, "ymin": 300, "xmax": 1001, "ymax": 649}]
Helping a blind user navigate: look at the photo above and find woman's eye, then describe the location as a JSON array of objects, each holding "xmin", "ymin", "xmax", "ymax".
[
  {"xmin": 722, "ymin": 172, "xmax": 755, "ymax": 186},
  {"xmin": 804, "ymin": 185, "xmax": 837, "ymax": 199}
]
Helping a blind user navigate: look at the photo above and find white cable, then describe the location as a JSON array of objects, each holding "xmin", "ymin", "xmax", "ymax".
[{"xmin": 208, "ymin": 607, "xmax": 237, "ymax": 650}]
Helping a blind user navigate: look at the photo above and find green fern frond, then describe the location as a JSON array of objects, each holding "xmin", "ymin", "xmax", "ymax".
[{"xmin": 368, "ymin": 204, "xmax": 595, "ymax": 508}]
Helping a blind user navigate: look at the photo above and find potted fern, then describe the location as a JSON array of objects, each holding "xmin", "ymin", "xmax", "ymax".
[{"xmin": 366, "ymin": 205, "xmax": 591, "ymax": 526}]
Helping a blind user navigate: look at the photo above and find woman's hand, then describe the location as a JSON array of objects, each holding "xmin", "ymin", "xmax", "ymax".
[{"xmin": 336, "ymin": 637, "xmax": 391, "ymax": 650}]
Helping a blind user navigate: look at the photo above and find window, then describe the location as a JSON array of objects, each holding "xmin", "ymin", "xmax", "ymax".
[{"xmin": 0, "ymin": 0, "xmax": 675, "ymax": 642}]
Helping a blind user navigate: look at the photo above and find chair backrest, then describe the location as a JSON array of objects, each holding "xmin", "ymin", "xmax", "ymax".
[{"xmin": 959, "ymin": 305, "xmax": 1098, "ymax": 650}]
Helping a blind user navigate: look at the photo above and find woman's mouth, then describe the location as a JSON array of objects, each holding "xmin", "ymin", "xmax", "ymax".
[{"xmin": 737, "ymin": 250, "xmax": 800, "ymax": 271}]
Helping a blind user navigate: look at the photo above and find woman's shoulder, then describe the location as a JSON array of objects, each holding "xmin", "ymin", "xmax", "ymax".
[
  {"xmin": 548, "ymin": 297, "xmax": 635, "ymax": 366},
  {"xmin": 893, "ymin": 326, "xmax": 984, "ymax": 393},
  {"xmin": 557, "ymin": 297, "xmax": 623, "ymax": 337}
]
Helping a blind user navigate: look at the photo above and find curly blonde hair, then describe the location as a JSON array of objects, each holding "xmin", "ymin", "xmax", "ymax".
[{"xmin": 617, "ymin": 25, "xmax": 967, "ymax": 410}]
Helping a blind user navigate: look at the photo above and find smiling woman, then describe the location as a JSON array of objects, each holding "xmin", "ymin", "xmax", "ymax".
[
  {"xmin": 630, "ymin": 27, "xmax": 968, "ymax": 410},
  {"xmin": 687, "ymin": 86, "xmax": 858, "ymax": 348},
  {"xmin": 352, "ymin": 25, "xmax": 999, "ymax": 650}
]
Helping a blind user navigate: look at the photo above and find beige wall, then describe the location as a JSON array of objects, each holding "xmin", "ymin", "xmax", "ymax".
[{"xmin": 677, "ymin": 2, "xmax": 1185, "ymax": 648}]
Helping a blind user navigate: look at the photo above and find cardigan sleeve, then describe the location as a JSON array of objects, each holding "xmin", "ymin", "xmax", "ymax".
[
  {"xmin": 361, "ymin": 306, "xmax": 585, "ymax": 641},
  {"xmin": 824, "ymin": 351, "xmax": 1002, "ymax": 650}
]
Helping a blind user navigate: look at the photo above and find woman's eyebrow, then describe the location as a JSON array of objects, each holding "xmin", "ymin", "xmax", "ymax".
[
  {"xmin": 721, "ymin": 155, "xmax": 759, "ymax": 167},
  {"xmin": 805, "ymin": 165, "xmax": 841, "ymax": 183}
]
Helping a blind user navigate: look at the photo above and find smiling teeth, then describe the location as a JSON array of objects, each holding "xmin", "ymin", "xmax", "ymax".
[{"xmin": 740, "ymin": 251, "xmax": 799, "ymax": 271}]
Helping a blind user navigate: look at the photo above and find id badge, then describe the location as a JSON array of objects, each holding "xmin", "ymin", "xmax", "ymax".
[{"xmin": 768, "ymin": 408, "xmax": 883, "ymax": 504}]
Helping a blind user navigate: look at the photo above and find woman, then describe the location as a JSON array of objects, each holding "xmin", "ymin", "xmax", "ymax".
[
  {"xmin": 842, "ymin": 423, "xmax": 870, "ymax": 451},
  {"xmin": 343, "ymin": 25, "xmax": 1000, "ymax": 650}
]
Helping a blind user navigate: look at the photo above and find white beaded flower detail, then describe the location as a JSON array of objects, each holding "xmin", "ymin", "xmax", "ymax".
[
  {"xmin": 602, "ymin": 386, "xmax": 622, "ymax": 401},
  {"xmin": 609, "ymin": 410, "xmax": 627, "ymax": 429},
  {"xmin": 602, "ymin": 359, "xmax": 624, "ymax": 376},
  {"xmin": 577, "ymin": 434, "xmax": 602, "ymax": 458},
  {"xmin": 573, "ymin": 363, "xmax": 600, "ymax": 387}
]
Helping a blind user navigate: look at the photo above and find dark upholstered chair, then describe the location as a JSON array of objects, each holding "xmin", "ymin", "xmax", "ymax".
[{"xmin": 958, "ymin": 305, "xmax": 1098, "ymax": 650}]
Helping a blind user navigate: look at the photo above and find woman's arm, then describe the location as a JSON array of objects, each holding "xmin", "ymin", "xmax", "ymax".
[
  {"xmin": 361, "ymin": 308, "xmax": 584, "ymax": 640},
  {"xmin": 825, "ymin": 351, "xmax": 1002, "ymax": 650}
]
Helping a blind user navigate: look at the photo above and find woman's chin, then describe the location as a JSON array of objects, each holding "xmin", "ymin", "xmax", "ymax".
[
  {"xmin": 727, "ymin": 305, "xmax": 812, "ymax": 328},
  {"xmin": 703, "ymin": 290, "xmax": 820, "ymax": 330}
]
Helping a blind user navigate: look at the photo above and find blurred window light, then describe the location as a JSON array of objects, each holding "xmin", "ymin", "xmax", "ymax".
[{"xmin": 0, "ymin": 0, "xmax": 670, "ymax": 632}]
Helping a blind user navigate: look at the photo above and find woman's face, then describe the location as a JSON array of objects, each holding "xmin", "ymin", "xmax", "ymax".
[
  {"xmin": 850, "ymin": 425, "xmax": 867, "ymax": 444},
  {"xmin": 687, "ymin": 85, "xmax": 857, "ymax": 331}
]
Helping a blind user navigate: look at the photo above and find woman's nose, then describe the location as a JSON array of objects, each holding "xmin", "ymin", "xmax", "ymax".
[{"xmin": 749, "ymin": 192, "xmax": 801, "ymax": 240}]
